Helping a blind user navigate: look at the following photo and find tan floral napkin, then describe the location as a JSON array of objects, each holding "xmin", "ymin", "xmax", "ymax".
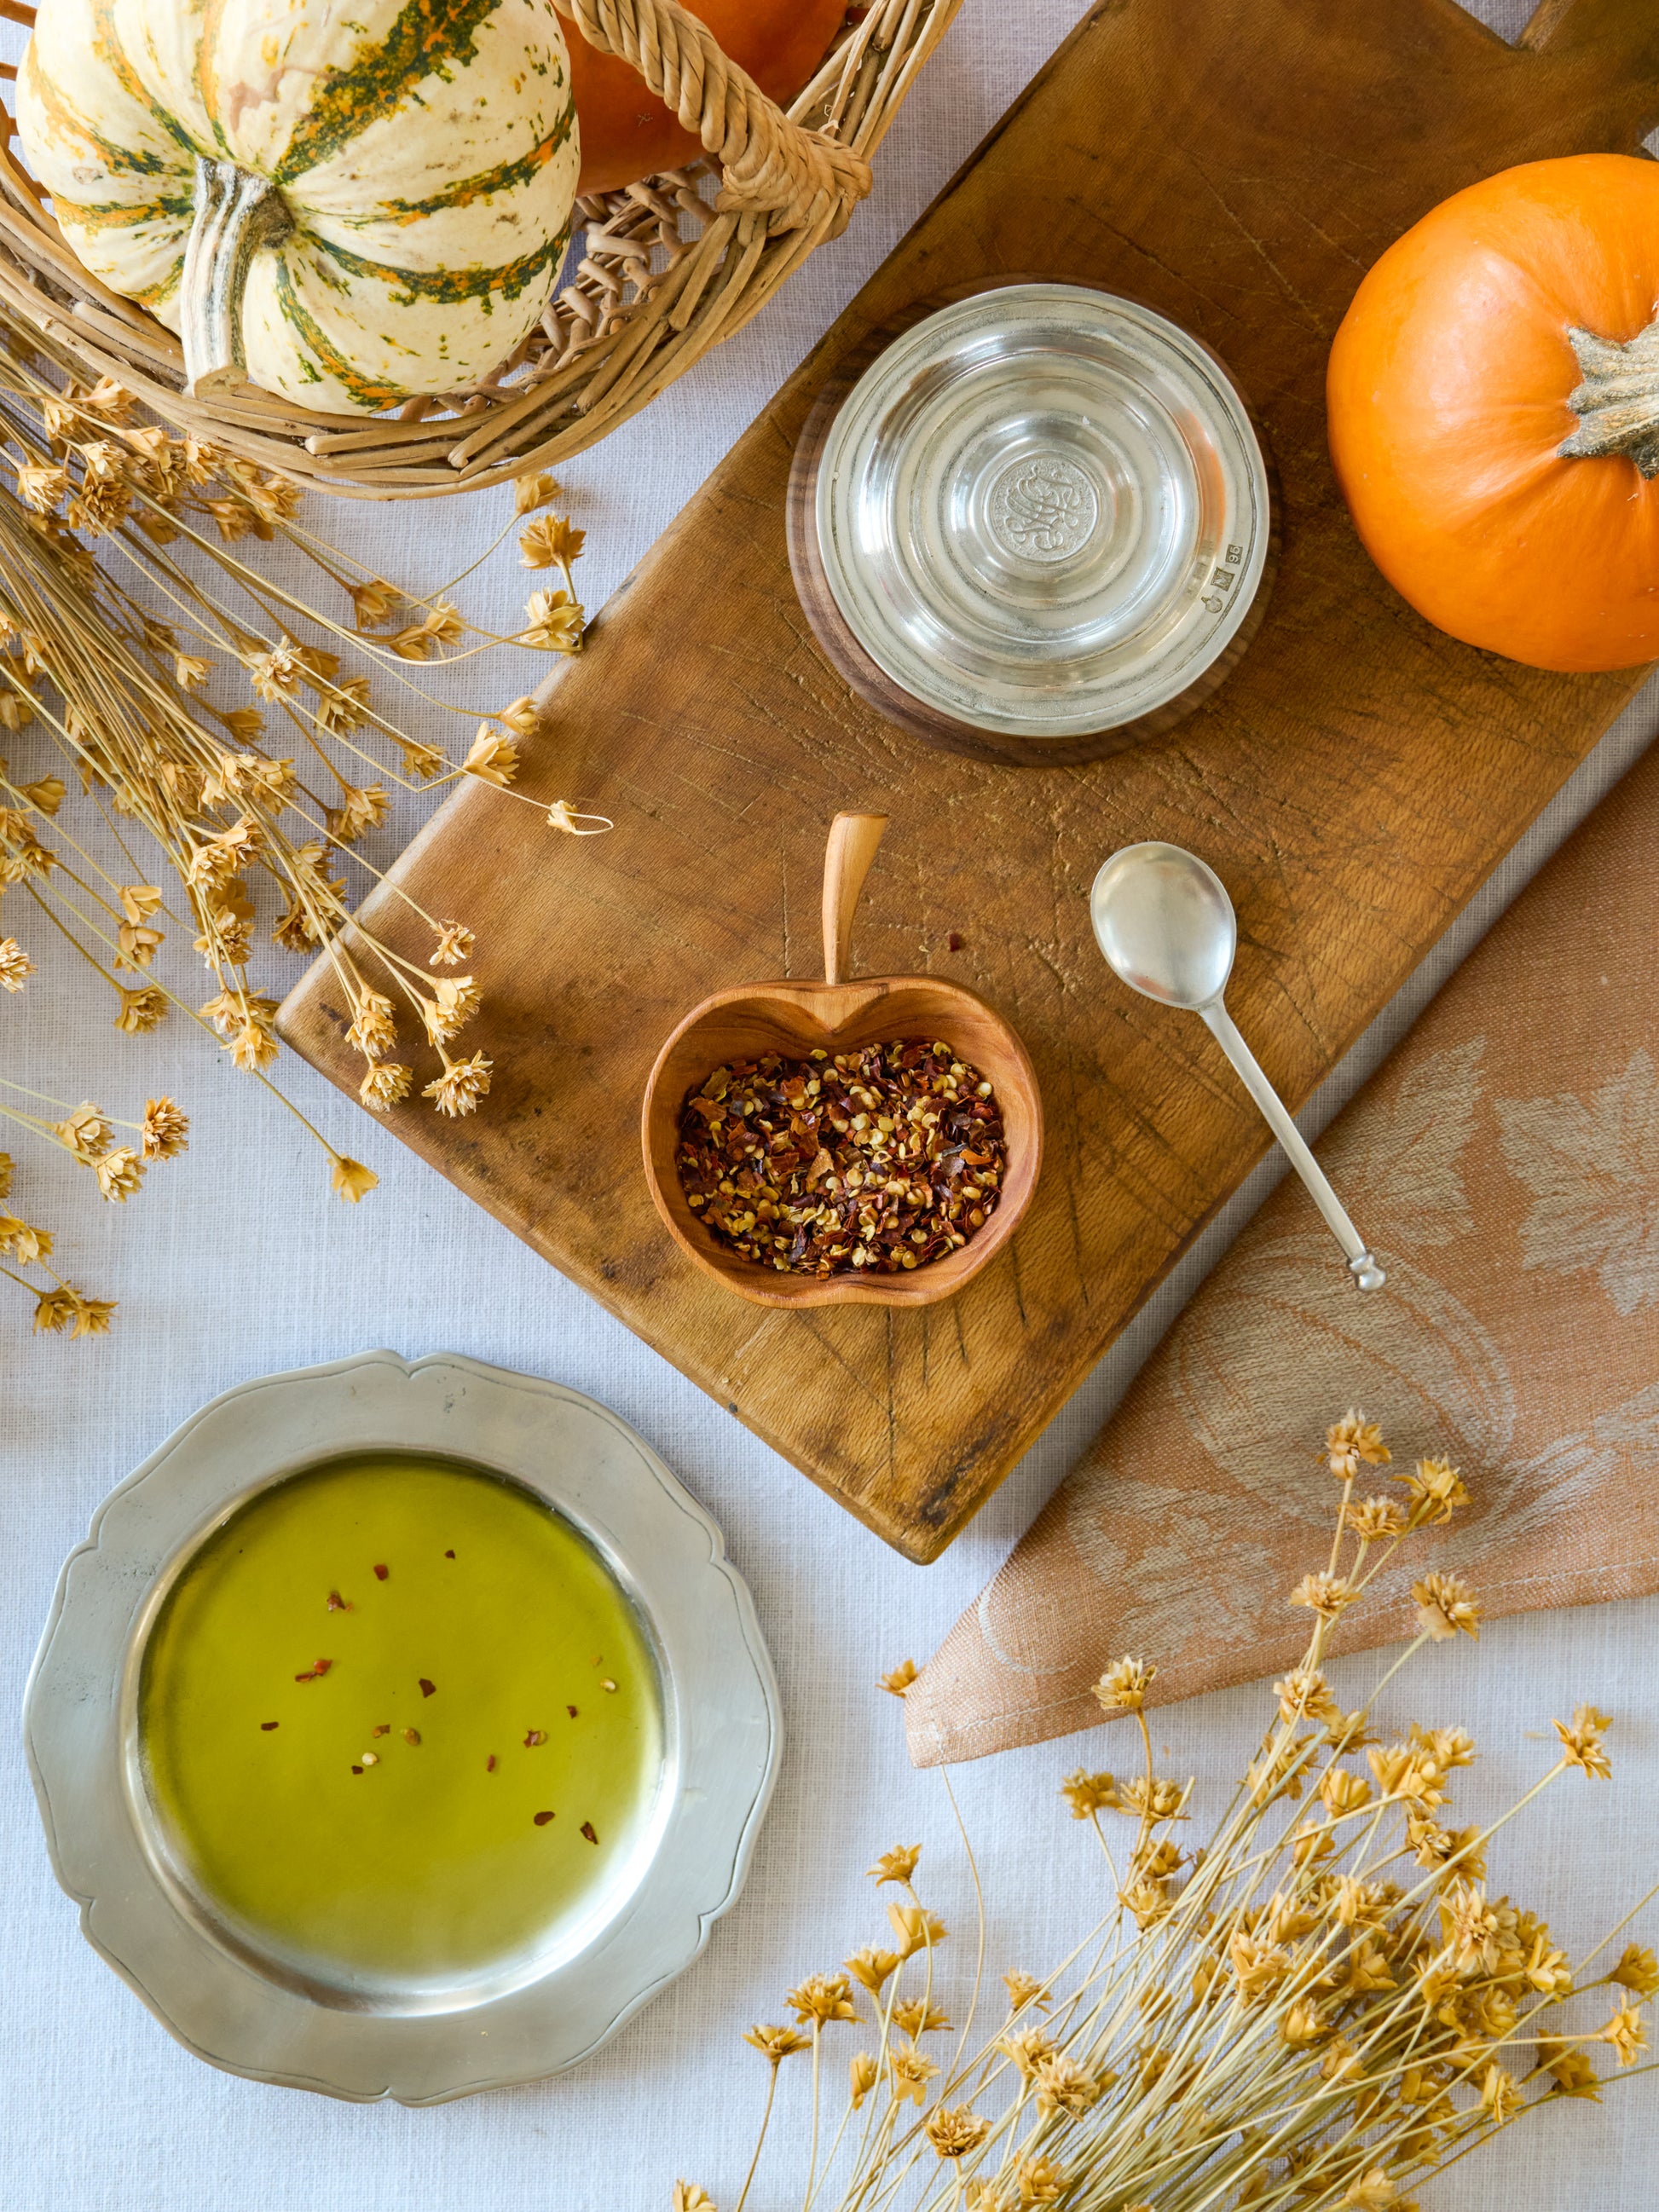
[{"xmin": 905, "ymin": 742, "xmax": 1659, "ymax": 1768}]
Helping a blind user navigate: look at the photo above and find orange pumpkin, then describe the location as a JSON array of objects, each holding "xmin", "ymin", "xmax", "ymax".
[
  {"xmin": 1327, "ymin": 153, "xmax": 1659, "ymax": 673},
  {"xmin": 570, "ymin": 0, "xmax": 851, "ymax": 198}
]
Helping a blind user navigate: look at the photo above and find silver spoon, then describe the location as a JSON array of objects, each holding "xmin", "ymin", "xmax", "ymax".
[{"xmin": 1090, "ymin": 841, "xmax": 1384, "ymax": 1291}]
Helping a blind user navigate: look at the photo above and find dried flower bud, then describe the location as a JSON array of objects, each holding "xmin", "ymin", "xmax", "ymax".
[
  {"xmin": 887, "ymin": 1903, "xmax": 946, "ymax": 1959},
  {"xmin": 1398, "ymin": 1455, "xmax": 1471, "ymax": 1523},
  {"xmin": 843, "ymin": 1947, "xmax": 899, "ymax": 1994},
  {"xmin": 95, "ymin": 1146, "xmax": 145, "ymax": 1203},
  {"xmin": 519, "ymin": 513, "xmax": 586, "ymax": 569},
  {"xmin": 924, "ymin": 2105, "xmax": 989, "ymax": 2159},
  {"xmin": 523, "ymin": 587, "xmax": 584, "ymax": 654},
  {"xmin": 867, "ymin": 1844, "xmax": 921, "ymax": 1885},
  {"xmin": 33, "ymin": 1285, "xmax": 115, "ymax": 1337},
  {"xmin": 514, "ymin": 471, "xmax": 562, "ymax": 516},
  {"xmin": 887, "ymin": 2045, "xmax": 939, "ymax": 2106},
  {"xmin": 1016, "ymin": 2155, "xmax": 1067, "ymax": 2205},
  {"xmin": 327, "ymin": 785, "xmax": 390, "ymax": 844},
  {"xmin": 784, "ymin": 1974, "xmax": 856, "ymax": 2026},
  {"xmin": 331, "ymin": 1156, "xmax": 379, "ymax": 1204},
  {"xmin": 1326, "ymin": 1410, "xmax": 1390, "ymax": 1481},
  {"xmin": 424, "ymin": 1052, "xmax": 493, "ymax": 1118},
  {"xmin": 742, "ymin": 2024, "xmax": 808, "ymax": 2066},
  {"xmin": 1060, "ymin": 1769, "xmax": 1119, "ymax": 1819},
  {"xmin": 349, "ymin": 578, "xmax": 400, "ymax": 630},
  {"xmin": 1289, "ymin": 1571, "xmax": 1361, "ymax": 1620},
  {"xmin": 1032, "ymin": 2051, "xmax": 1105, "ymax": 2115},
  {"xmin": 1611, "ymin": 1943, "xmax": 1659, "ymax": 1998},
  {"xmin": 1093, "ymin": 1655, "xmax": 1154, "ymax": 1714},
  {"xmin": 1553, "ymin": 1702, "xmax": 1613, "ymax": 1779},
  {"xmin": 1412, "ymin": 1572, "xmax": 1482, "ymax": 1643},
  {"xmin": 54, "ymin": 1103, "xmax": 112, "ymax": 1162},
  {"xmin": 0, "ymin": 1216, "xmax": 52, "ymax": 1263},
  {"xmin": 461, "ymin": 729, "xmax": 520, "ymax": 788},
  {"xmin": 430, "ymin": 921, "xmax": 475, "ymax": 967},
  {"xmin": 360, "ymin": 1063, "xmax": 413, "ymax": 1114}
]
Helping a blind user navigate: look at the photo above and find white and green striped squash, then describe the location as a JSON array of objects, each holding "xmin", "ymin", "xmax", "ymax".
[{"xmin": 16, "ymin": 0, "xmax": 580, "ymax": 415}]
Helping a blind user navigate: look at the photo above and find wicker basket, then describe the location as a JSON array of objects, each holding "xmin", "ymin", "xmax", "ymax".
[{"xmin": 0, "ymin": 0, "xmax": 957, "ymax": 498}]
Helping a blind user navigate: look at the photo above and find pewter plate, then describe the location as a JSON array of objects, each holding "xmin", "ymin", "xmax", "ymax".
[
  {"xmin": 813, "ymin": 284, "xmax": 1272, "ymax": 740},
  {"xmin": 23, "ymin": 1351, "xmax": 781, "ymax": 2104}
]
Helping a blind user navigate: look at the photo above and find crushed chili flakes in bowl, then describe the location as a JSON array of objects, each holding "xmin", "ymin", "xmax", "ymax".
[{"xmin": 674, "ymin": 1039, "xmax": 1007, "ymax": 1277}]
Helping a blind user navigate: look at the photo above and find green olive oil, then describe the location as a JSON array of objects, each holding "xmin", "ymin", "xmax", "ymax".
[{"xmin": 139, "ymin": 1453, "xmax": 664, "ymax": 1987}]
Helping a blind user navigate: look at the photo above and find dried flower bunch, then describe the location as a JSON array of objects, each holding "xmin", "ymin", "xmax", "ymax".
[
  {"xmin": 679, "ymin": 1416, "xmax": 1655, "ymax": 2212},
  {"xmin": 0, "ymin": 303, "xmax": 607, "ymax": 1337}
]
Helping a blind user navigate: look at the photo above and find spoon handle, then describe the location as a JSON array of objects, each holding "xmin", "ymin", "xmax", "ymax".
[
  {"xmin": 1200, "ymin": 1002, "xmax": 1384, "ymax": 1291},
  {"xmin": 821, "ymin": 811, "xmax": 887, "ymax": 985}
]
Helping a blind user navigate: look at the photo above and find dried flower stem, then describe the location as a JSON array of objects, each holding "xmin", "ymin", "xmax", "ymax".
[{"xmin": 713, "ymin": 1415, "xmax": 1650, "ymax": 2212}]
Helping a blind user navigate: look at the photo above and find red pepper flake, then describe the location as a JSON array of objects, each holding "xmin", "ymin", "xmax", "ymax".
[
  {"xmin": 373, "ymin": 1563, "xmax": 389, "ymax": 1581},
  {"xmin": 486, "ymin": 1754, "xmax": 497, "ymax": 1773},
  {"xmin": 294, "ymin": 1657, "xmax": 332, "ymax": 1682},
  {"xmin": 372, "ymin": 1724, "xmax": 390, "ymax": 1738},
  {"xmin": 946, "ymin": 931, "xmax": 963, "ymax": 952},
  {"xmin": 326, "ymin": 1590, "xmax": 351, "ymax": 1612},
  {"xmin": 533, "ymin": 1810, "xmax": 556, "ymax": 1827},
  {"xmin": 351, "ymin": 1764, "xmax": 363, "ymax": 1775},
  {"xmin": 523, "ymin": 1729, "xmax": 546, "ymax": 1748},
  {"xmin": 419, "ymin": 1678, "xmax": 436, "ymax": 1698},
  {"xmin": 673, "ymin": 1039, "xmax": 1006, "ymax": 1279},
  {"xmin": 566, "ymin": 1705, "xmax": 579, "ymax": 1718},
  {"xmin": 581, "ymin": 1821, "xmax": 598, "ymax": 1845},
  {"xmin": 443, "ymin": 1549, "xmax": 455, "ymax": 1559},
  {"xmin": 403, "ymin": 1728, "xmax": 421, "ymax": 1747},
  {"xmin": 260, "ymin": 1721, "xmax": 279, "ymax": 1732}
]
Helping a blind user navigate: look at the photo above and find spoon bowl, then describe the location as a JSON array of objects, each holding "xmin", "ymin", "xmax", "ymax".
[{"xmin": 1089, "ymin": 841, "xmax": 1238, "ymax": 1011}]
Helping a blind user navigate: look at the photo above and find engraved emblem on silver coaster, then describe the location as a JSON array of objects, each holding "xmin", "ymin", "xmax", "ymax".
[{"xmin": 987, "ymin": 454, "xmax": 1101, "ymax": 563}]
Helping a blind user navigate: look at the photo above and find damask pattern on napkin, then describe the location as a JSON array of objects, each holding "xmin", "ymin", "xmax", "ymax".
[{"xmin": 905, "ymin": 743, "xmax": 1659, "ymax": 1768}]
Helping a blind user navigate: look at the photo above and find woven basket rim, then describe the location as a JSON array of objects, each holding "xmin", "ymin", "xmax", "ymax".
[{"xmin": 0, "ymin": 0, "xmax": 960, "ymax": 496}]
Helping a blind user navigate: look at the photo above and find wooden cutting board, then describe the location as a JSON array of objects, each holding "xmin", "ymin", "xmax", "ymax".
[{"xmin": 280, "ymin": 0, "xmax": 1659, "ymax": 1562}]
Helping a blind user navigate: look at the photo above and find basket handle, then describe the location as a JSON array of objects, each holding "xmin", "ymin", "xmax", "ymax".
[{"xmin": 552, "ymin": 0, "xmax": 872, "ymax": 232}]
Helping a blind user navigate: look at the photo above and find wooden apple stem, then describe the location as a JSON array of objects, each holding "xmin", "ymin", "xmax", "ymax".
[
  {"xmin": 820, "ymin": 811, "xmax": 887, "ymax": 985},
  {"xmin": 180, "ymin": 156, "xmax": 291, "ymax": 398},
  {"xmin": 1560, "ymin": 314, "xmax": 1659, "ymax": 478}
]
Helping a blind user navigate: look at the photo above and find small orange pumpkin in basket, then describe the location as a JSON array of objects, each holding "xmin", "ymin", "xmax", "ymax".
[
  {"xmin": 571, "ymin": 0, "xmax": 853, "ymax": 195},
  {"xmin": 1327, "ymin": 153, "xmax": 1659, "ymax": 674}
]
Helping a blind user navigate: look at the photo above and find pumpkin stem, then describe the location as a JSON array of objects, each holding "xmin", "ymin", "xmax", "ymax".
[
  {"xmin": 1559, "ymin": 317, "xmax": 1659, "ymax": 480},
  {"xmin": 180, "ymin": 158, "xmax": 291, "ymax": 399}
]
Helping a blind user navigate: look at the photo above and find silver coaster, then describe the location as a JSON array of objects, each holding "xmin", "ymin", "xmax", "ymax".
[{"xmin": 812, "ymin": 283, "xmax": 1272, "ymax": 742}]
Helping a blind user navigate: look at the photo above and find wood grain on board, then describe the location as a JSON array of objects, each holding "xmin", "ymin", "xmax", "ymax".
[{"xmin": 280, "ymin": 0, "xmax": 1659, "ymax": 1561}]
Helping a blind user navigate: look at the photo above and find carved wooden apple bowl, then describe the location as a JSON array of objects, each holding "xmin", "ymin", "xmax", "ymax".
[{"xmin": 640, "ymin": 816, "xmax": 1043, "ymax": 1310}]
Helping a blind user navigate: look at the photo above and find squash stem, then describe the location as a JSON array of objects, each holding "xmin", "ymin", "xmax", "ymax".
[
  {"xmin": 1560, "ymin": 315, "xmax": 1659, "ymax": 479},
  {"xmin": 180, "ymin": 157, "xmax": 292, "ymax": 400}
]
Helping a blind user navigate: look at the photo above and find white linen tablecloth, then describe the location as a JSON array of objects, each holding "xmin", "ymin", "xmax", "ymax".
[{"xmin": 3, "ymin": 3, "xmax": 1657, "ymax": 2204}]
